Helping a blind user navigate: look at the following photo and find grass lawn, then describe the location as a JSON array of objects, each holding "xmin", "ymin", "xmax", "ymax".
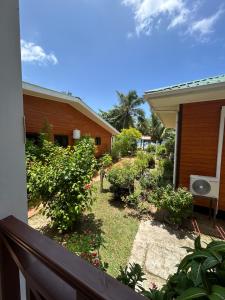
[{"xmin": 29, "ymin": 179, "xmax": 140, "ymax": 278}]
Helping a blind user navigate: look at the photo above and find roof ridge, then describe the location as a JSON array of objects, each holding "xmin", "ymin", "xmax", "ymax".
[{"xmin": 146, "ymin": 74, "xmax": 225, "ymax": 94}]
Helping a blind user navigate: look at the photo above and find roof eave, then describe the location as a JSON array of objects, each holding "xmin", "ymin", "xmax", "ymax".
[
  {"xmin": 22, "ymin": 82, "xmax": 119, "ymax": 136},
  {"xmin": 144, "ymin": 81, "xmax": 225, "ymax": 129}
]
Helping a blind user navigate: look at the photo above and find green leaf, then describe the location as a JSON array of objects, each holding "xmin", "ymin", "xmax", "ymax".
[
  {"xmin": 209, "ymin": 285, "xmax": 225, "ymax": 300},
  {"xmin": 208, "ymin": 241, "xmax": 225, "ymax": 253},
  {"xmin": 195, "ymin": 236, "xmax": 202, "ymax": 250},
  {"xmin": 202, "ymin": 256, "xmax": 220, "ymax": 270},
  {"xmin": 189, "ymin": 261, "xmax": 202, "ymax": 286},
  {"xmin": 177, "ymin": 287, "xmax": 208, "ymax": 300}
]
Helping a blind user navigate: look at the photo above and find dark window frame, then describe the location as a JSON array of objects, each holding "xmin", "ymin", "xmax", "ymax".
[
  {"xmin": 95, "ymin": 137, "xmax": 101, "ymax": 146},
  {"xmin": 26, "ymin": 132, "xmax": 40, "ymax": 145},
  {"xmin": 54, "ymin": 134, "xmax": 69, "ymax": 148}
]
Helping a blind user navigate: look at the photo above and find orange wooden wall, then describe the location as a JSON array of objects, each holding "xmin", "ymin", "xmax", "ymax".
[
  {"xmin": 23, "ymin": 94, "xmax": 112, "ymax": 157},
  {"xmin": 178, "ymin": 99, "xmax": 225, "ymax": 211}
]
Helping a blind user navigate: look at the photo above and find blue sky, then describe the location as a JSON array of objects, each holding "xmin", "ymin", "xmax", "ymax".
[{"xmin": 20, "ymin": 0, "xmax": 225, "ymax": 115}]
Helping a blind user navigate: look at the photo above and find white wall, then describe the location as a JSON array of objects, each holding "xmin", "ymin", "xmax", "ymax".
[{"xmin": 0, "ymin": 0, "xmax": 27, "ymax": 222}]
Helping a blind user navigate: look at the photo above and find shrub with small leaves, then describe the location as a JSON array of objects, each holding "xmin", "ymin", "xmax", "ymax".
[
  {"xmin": 27, "ymin": 137, "xmax": 97, "ymax": 232},
  {"xmin": 121, "ymin": 191, "xmax": 142, "ymax": 208},
  {"xmin": 139, "ymin": 169, "xmax": 162, "ymax": 191},
  {"xmin": 107, "ymin": 164, "xmax": 137, "ymax": 198},
  {"xmin": 159, "ymin": 158, "xmax": 174, "ymax": 185},
  {"xmin": 146, "ymin": 144, "xmax": 156, "ymax": 154},
  {"xmin": 112, "ymin": 128, "xmax": 142, "ymax": 157},
  {"xmin": 148, "ymin": 185, "xmax": 193, "ymax": 225},
  {"xmin": 134, "ymin": 151, "xmax": 155, "ymax": 177},
  {"xmin": 156, "ymin": 144, "xmax": 167, "ymax": 159}
]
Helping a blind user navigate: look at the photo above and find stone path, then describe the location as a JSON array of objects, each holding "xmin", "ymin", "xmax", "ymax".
[{"xmin": 129, "ymin": 220, "xmax": 213, "ymax": 289}]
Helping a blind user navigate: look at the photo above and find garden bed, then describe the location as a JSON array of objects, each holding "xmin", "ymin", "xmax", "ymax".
[{"xmin": 29, "ymin": 180, "xmax": 139, "ymax": 277}]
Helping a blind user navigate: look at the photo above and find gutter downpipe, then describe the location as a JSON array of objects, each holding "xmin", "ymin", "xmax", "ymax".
[
  {"xmin": 173, "ymin": 111, "xmax": 179, "ymax": 188},
  {"xmin": 216, "ymin": 106, "xmax": 225, "ymax": 180}
]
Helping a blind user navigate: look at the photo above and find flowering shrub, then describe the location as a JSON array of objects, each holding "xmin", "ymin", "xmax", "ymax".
[
  {"xmin": 27, "ymin": 137, "xmax": 97, "ymax": 232},
  {"xmin": 80, "ymin": 251, "xmax": 108, "ymax": 271}
]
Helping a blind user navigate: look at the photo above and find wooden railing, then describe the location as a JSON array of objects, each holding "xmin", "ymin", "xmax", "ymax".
[{"xmin": 0, "ymin": 216, "xmax": 144, "ymax": 300}]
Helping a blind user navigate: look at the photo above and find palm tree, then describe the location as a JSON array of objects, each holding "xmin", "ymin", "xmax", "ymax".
[
  {"xmin": 148, "ymin": 113, "xmax": 165, "ymax": 144},
  {"xmin": 116, "ymin": 90, "xmax": 144, "ymax": 129},
  {"xmin": 99, "ymin": 90, "xmax": 145, "ymax": 131}
]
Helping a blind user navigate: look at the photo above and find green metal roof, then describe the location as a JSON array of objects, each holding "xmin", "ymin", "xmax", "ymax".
[{"xmin": 146, "ymin": 74, "xmax": 225, "ymax": 94}]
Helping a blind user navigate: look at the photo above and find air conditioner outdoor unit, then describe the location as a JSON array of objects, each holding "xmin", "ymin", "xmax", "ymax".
[{"xmin": 190, "ymin": 175, "xmax": 219, "ymax": 198}]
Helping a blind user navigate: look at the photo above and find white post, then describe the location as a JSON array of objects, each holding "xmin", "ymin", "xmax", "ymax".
[{"xmin": 0, "ymin": 0, "xmax": 27, "ymax": 222}]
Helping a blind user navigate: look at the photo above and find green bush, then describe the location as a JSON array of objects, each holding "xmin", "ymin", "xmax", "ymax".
[
  {"xmin": 107, "ymin": 164, "xmax": 137, "ymax": 198},
  {"xmin": 99, "ymin": 153, "xmax": 112, "ymax": 168},
  {"xmin": 134, "ymin": 151, "xmax": 155, "ymax": 176},
  {"xmin": 146, "ymin": 144, "xmax": 156, "ymax": 154},
  {"xmin": 156, "ymin": 144, "xmax": 167, "ymax": 159},
  {"xmin": 111, "ymin": 143, "xmax": 121, "ymax": 162},
  {"xmin": 139, "ymin": 169, "xmax": 162, "ymax": 191},
  {"xmin": 112, "ymin": 128, "xmax": 142, "ymax": 157},
  {"xmin": 27, "ymin": 137, "xmax": 97, "ymax": 232},
  {"xmin": 164, "ymin": 129, "xmax": 175, "ymax": 160},
  {"xmin": 159, "ymin": 158, "xmax": 174, "ymax": 185},
  {"xmin": 148, "ymin": 185, "xmax": 193, "ymax": 224},
  {"xmin": 121, "ymin": 190, "xmax": 142, "ymax": 208}
]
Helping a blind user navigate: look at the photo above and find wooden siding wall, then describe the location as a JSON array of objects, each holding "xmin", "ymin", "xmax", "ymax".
[
  {"xmin": 23, "ymin": 95, "xmax": 112, "ymax": 157},
  {"xmin": 178, "ymin": 99, "xmax": 225, "ymax": 211}
]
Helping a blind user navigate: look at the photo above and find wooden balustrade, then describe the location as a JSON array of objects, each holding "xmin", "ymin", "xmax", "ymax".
[{"xmin": 0, "ymin": 216, "xmax": 144, "ymax": 300}]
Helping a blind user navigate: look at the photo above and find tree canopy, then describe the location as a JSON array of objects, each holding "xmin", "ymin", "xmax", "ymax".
[{"xmin": 99, "ymin": 90, "xmax": 145, "ymax": 131}]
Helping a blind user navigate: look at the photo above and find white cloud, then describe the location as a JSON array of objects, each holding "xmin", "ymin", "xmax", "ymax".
[
  {"xmin": 189, "ymin": 7, "xmax": 224, "ymax": 36},
  {"xmin": 122, "ymin": 0, "xmax": 190, "ymax": 35},
  {"xmin": 122, "ymin": 0, "xmax": 224, "ymax": 40},
  {"xmin": 21, "ymin": 40, "xmax": 58, "ymax": 65}
]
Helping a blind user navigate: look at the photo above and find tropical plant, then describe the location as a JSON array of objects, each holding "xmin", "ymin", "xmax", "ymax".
[
  {"xmin": 148, "ymin": 113, "xmax": 165, "ymax": 144},
  {"xmin": 99, "ymin": 90, "xmax": 145, "ymax": 131},
  {"xmin": 117, "ymin": 263, "xmax": 146, "ymax": 290},
  {"xmin": 112, "ymin": 128, "xmax": 142, "ymax": 157},
  {"xmin": 117, "ymin": 237, "xmax": 225, "ymax": 300},
  {"xmin": 148, "ymin": 185, "xmax": 193, "ymax": 225},
  {"xmin": 162, "ymin": 237, "xmax": 225, "ymax": 299},
  {"xmin": 27, "ymin": 137, "xmax": 97, "ymax": 232}
]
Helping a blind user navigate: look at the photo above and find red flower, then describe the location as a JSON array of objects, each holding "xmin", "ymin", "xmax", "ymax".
[{"xmin": 84, "ymin": 183, "xmax": 91, "ymax": 190}]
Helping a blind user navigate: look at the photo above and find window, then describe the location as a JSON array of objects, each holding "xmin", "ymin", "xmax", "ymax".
[
  {"xmin": 95, "ymin": 137, "xmax": 101, "ymax": 145},
  {"xmin": 54, "ymin": 135, "xmax": 69, "ymax": 147},
  {"xmin": 26, "ymin": 132, "xmax": 40, "ymax": 145}
]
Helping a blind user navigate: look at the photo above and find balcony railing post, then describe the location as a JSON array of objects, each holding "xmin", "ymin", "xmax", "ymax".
[{"xmin": 0, "ymin": 236, "xmax": 21, "ymax": 300}]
